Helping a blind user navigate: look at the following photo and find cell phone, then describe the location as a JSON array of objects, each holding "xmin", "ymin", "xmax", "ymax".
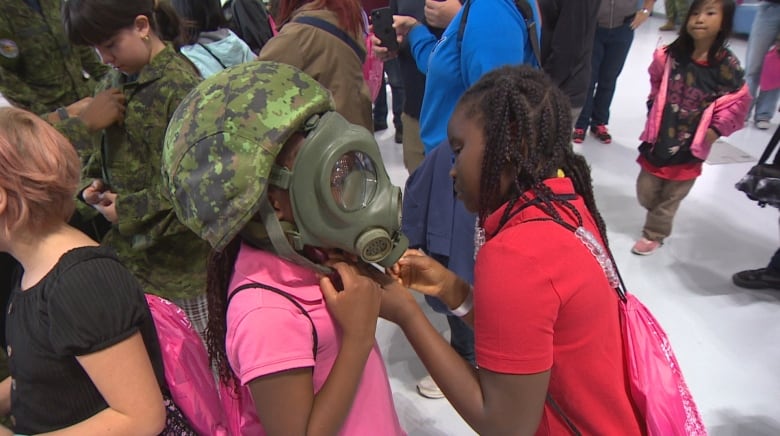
[{"xmin": 371, "ymin": 7, "xmax": 399, "ymax": 52}]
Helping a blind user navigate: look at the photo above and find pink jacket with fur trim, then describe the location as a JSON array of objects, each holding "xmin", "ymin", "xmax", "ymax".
[{"xmin": 639, "ymin": 48, "xmax": 751, "ymax": 161}]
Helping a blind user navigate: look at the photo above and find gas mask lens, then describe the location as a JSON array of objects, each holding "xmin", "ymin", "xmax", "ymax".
[{"xmin": 330, "ymin": 151, "xmax": 378, "ymax": 211}]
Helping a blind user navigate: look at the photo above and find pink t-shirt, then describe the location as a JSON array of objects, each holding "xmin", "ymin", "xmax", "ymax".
[{"xmin": 226, "ymin": 243, "xmax": 404, "ymax": 435}]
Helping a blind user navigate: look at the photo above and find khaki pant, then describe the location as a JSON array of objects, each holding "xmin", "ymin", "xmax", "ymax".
[
  {"xmin": 636, "ymin": 169, "xmax": 696, "ymax": 242},
  {"xmin": 401, "ymin": 113, "xmax": 425, "ymax": 175}
]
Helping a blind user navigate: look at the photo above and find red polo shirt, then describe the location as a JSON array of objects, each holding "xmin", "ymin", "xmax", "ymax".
[{"xmin": 474, "ymin": 177, "xmax": 643, "ymax": 435}]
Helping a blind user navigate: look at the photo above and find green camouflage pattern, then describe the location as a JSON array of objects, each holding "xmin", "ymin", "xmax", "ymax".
[
  {"xmin": 163, "ymin": 61, "xmax": 334, "ymax": 251},
  {"xmin": 0, "ymin": 0, "xmax": 108, "ymax": 114},
  {"xmin": 58, "ymin": 45, "xmax": 210, "ymax": 300}
]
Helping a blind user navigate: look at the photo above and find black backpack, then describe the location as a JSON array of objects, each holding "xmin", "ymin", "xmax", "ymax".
[{"xmin": 223, "ymin": 0, "xmax": 274, "ymax": 54}]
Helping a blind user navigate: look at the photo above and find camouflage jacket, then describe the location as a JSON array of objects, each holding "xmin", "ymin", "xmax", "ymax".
[
  {"xmin": 57, "ymin": 45, "xmax": 210, "ymax": 300},
  {"xmin": 0, "ymin": 0, "xmax": 108, "ymax": 114}
]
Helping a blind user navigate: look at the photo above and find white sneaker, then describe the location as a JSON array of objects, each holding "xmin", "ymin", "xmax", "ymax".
[
  {"xmin": 756, "ymin": 120, "xmax": 771, "ymax": 130},
  {"xmin": 416, "ymin": 375, "xmax": 445, "ymax": 399}
]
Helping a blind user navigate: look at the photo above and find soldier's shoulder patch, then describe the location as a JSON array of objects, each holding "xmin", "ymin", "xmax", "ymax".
[{"xmin": 0, "ymin": 39, "xmax": 19, "ymax": 59}]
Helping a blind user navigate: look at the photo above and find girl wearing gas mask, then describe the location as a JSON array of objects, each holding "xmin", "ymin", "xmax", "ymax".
[
  {"xmin": 162, "ymin": 61, "xmax": 406, "ymax": 435},
  {"xmin": 341, "ymin": 65, "xmax": 644, "ymax": 434}
]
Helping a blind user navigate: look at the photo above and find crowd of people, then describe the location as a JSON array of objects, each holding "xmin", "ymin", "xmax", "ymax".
[{"xmin": 0, "ymin": 0, "xmax": 777, "ymax": 434}]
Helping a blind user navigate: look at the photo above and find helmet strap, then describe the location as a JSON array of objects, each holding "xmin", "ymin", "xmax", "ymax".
[{"xmin": 256, "ymin": 195, "xmax": 331, "ymax": 274}]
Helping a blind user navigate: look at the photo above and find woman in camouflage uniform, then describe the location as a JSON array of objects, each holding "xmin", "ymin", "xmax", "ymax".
[{"xmin": 55, "ymin": 0, "xmax": 211, "ymax": 339}]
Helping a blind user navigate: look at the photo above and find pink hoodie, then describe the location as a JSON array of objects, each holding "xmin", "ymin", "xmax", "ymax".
[{"xmin": 639, "ymin": 48, "xmax": 751, "ymax": 161}]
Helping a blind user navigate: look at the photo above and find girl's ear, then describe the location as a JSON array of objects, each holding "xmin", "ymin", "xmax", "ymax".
[
  {"xmin": 0, "ymin": 187, "xmax": 8, "ymax": 238},
  {"xmin": 134, "ymin": 15, "xmax": 152, "ymax": 39},
  {"xmin": 266, "ymin": 187, "xmax": 286, "ymax": 219},
  {"xmin": 0, "ymin": 187, "xmax": 7, "ymax": 217}
]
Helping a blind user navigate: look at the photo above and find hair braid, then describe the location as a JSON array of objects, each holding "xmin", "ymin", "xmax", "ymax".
[
  {"xmin": 456, "ymin": 65, "xmax": 609, "ymax": 244},
  {"xmin": 205, "ymin": 236, "xmax": 242, "ymax": 389}
]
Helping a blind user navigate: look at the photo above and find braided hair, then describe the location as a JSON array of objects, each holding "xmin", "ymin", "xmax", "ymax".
[
  {"xmin": 456, "ymin": 65, "xmax": 609, "ymax": 245},
  {"xmin": 205, "ymin": 236, "xmax": 242, "ymax": 389}
]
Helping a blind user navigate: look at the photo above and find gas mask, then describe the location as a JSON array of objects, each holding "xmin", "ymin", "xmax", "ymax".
[{"xmin": 258, "ymin": 112, "xmax": 408, "ymax": 270}]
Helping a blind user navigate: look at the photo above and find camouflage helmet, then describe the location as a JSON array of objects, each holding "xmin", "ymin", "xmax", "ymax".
[{"xmin": 163, "ymin": 61, "xmax": 334, "ymax": 251}]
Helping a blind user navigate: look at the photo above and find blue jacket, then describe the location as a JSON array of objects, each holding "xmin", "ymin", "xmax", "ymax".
[
  {"xmin": 180, "ymin": 29, "xmax": 255, "ymax": 78},
  {"xmin": 408, "ymin": 0, "xmax": 541, "ymax": 153},
  {"xmin": 402, "ymin": 143, "xmax": 476, "ymax": 284}
]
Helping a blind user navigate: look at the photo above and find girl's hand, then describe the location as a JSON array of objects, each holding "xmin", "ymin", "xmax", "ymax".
[
  {"xmin": 79, "ymin": 88, "xmax": 126, "ymax": 132},
  {"xmin": 348, "ymin": 262, "xmax": 419, "ymax": 326},
  {"xmin": 320, "ymin": 262, "xmax": 382, "ymax": 346},
  {"xmin": 83, "ymin": 179, "xmax": 119, "ymax": 223},
  {"xmin": 388, "ymin": 250, "xmax": 453, "ymax": 298},
  {"xmin": 82, "ymin": 179, "xmax": 111, "ymax": 206},
  {"xmin": 94, "ymin": 191, "xmax": 118, "ymax": 224}
]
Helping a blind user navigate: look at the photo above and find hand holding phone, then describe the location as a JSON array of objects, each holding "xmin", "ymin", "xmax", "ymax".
[{"xmin": 371, "ymin": 7, "xmax": 400, "ymax": 52}]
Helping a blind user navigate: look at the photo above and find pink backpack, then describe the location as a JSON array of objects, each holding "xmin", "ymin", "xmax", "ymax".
[
  {"xmin": 527, "ymin": 218, "xmax": 706, "ymax": 435},
  {"xmin": 361, "ymin": 10, "xmax": 384, "ymax": 101},
  {"xmin": 760, "ymin": 46, "xmax": 780, "ymax": 92},
  {"xmin": 620, "ymin": 293, "xmax": 706, "ymax": 435},
  {"xmin": 145, "ymin": 294, "xmax": 231, "ymax": 435},
  {"xmin": 571, "ymin": 226, "xmax": 707, "ymax": 435}
]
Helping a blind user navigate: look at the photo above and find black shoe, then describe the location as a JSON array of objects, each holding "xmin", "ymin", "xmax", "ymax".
[
  {"xmin": 394, "ymin": 129, "xmax": 402, "ymax": 144},
  {"xmin": 732, "ymin": 268, "xmax": 780, "ymax": 290},
  {"xmin": 374, "ymin": 121, "xmax": 388, "ymax": 132}
]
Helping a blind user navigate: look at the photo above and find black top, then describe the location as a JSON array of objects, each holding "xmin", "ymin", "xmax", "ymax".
[
  {"xmin": 0, "ymin": 253, "xmax": 20, "ymax": 349},
  {"xmin": 5, "ymin": 246, "xmax": 165, "ymax": 434},
  {"xmin": 538, "ymin": 0, "xmax": 601, "ymax": 108},
  {"xmin": 390, "ymin": 0, "xmax": 445, "ymax": 120}
]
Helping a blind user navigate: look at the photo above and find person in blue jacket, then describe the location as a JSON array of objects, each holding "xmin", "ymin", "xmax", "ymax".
[
  {"xmin": 374, "ymin": 0, "xmax": 541, "ymax": 398},
  {"xmin": 392, "ymin": 0, "xmax": 540, "ymax": 154},
  {"xmin": 173, "ymin": 0, "xmax": 254, "ymax": 78}
]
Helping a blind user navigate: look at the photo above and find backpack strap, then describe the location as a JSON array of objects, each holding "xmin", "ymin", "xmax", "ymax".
[
  {"xmin": 513, "ymin": 0, "xmax": 542, "ymax": 67},
  {"xmin": 293, "ymin": 16, "xmax": 366, "ymax": 63},
  {"xmin": 758, "ymin": 124, "xmax": 780, "ymax": 165},
  {"xmin": 546, "ymin": 393, "xmax": 582, "ymax": 436},
  {"xmin": 457, "ymin": 0, "xmax": 542, "ymax": 67},
  {"xmin": 197, "ymin": 43, "xmax": 228, "ymax": 70},
  {"xmin": 228, "ymin": 282, "xmax": 319, "ymax": 359}
]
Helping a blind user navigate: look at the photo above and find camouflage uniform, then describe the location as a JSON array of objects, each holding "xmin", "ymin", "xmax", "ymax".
[
  {"xmin": 0, "ymin": 0, "xmax": 108, "ymax": 114},
  {"xmin": 57, "ymin": 44, "xmax": 210, "ymax": 302},
  {"xmin": 163, "ymin": 61, "xmax": 333, "ymax": 250}
]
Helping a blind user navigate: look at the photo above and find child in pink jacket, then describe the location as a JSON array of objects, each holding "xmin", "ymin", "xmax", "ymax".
[{"xmin": 632, "ymin": 0, "xmax": 750, "ymax": 255}]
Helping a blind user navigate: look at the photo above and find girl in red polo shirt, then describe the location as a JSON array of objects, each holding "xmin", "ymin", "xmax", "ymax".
[
  {"xmin": 632, "ymin": 0, "xmax": 750, "ymax": 255},
  {"xmin": 328, "ymin": 65, "xmax": 644, "ymax": 435}
]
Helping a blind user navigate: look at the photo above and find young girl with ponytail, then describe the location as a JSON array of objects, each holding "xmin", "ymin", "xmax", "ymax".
[{"xmin": 57, "ymin": 0, "xmax": 211, "ymax": 339}]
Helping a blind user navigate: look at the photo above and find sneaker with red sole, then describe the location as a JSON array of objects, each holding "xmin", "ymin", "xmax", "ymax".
[
  {"xmin": 590, "ymin": 124, "xmax": 612, "ymax": 144},
  {"xmin": 572, "ymin": 128, "xmax": 585, "ymax": 144},
  {"xmin": 631, "ymin": 238, "xmax": 661, "ymax": 255}
]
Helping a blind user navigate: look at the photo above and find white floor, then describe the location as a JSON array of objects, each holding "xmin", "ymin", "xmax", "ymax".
[{"xmin": 373, "ymin": 15, "xmax": 780, "ymax": 436}]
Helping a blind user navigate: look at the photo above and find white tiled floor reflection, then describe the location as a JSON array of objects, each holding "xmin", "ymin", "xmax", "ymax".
[{"xmin": 374, "ymin": 15, "xmax": 780, "ymax": 436}]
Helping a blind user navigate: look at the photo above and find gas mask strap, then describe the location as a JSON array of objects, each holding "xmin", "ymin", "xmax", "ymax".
[{"xmin": 257, "ymin": 195, "xmax": 331, "ymax": 275}]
